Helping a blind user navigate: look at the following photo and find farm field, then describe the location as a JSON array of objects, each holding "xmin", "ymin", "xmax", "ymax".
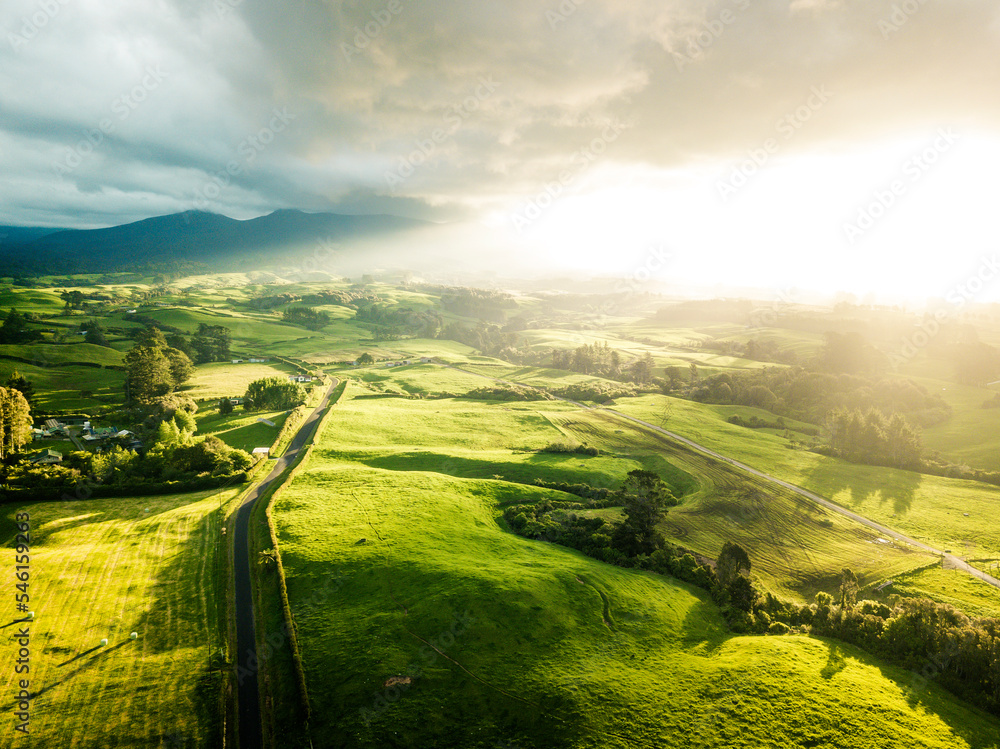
[
  {"xmin": 196, "ymin": 407, "xmax": 291, "ymax": 452},
  {"xmin": 0, "ymin": 359, "xmax": 124, "ymax": 412},
  {"xmin": 0, "ymin": 488, "xmax": 239, "ymax": 748},
  {"xmin": 184, "ymin": 361, "xmax": 298, "ymax": 401},
  {"xmin": 610, "ymin": 395, "xmax": 1000, "ymax": 558},
  {"xmin": 271, "ymin": 379, "xmax": 1000, "ymax": 748},
  {"xmin": 310, "ymin": 376, "xmax": 937, "ymax": 601},
  {"xmin": 883, "ymin": 565, "xmax": 1000, "ymax": 620}
]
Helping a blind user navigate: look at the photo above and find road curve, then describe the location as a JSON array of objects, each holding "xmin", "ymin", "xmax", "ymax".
[
  {"xmin": 442, "ymin": 362, "xmax": 1000, "ymax": 592},
  {"xmin": 233, "ymin": 378, "xmax": 340, "ymax": 749}
]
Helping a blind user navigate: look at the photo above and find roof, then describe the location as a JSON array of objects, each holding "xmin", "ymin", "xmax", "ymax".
[{"xmin": 31, "ymin": 449, "xmax": 63, "ymax": 463}]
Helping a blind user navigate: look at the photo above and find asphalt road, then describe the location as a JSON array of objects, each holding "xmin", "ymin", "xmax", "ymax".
[
  {"xmin": 445, "ymin": 362, "xmax": 1000, "ymax": 592},
  {"xmin": 233, "ymin": 378, "xmax": 339, "ymax": 749}
]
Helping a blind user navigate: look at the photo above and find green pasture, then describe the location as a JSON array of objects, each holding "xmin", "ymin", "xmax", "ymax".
[{"xmin": 0, "ymin": 489, "xmax": 239, "ymax": 747}]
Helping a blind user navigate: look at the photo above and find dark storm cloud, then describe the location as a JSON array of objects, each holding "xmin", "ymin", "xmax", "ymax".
[{"xmin": 0, "ymin": 0, "xmax": 997, "ymax": 227}]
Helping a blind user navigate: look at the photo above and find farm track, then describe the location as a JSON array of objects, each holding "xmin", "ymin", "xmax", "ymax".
[
  {"xmin": 233, "ymin": 378, "xmax": 339, "ymax": 749},
  {"xmin": 445, "ymin": 363, "xmax": 1000, "ymax": 593}
]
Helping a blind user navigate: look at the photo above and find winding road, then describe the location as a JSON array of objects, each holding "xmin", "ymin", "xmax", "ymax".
[
  {"xmin": 233, "ymin": 378, "xmax": 339, "ymax": 749},
  {"xmin": 445, "ymin": 362, "xmax": 1000, "ymax": 592}
]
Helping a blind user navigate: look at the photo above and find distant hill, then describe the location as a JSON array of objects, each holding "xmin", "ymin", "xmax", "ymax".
[{"xmin": 0, "ymin": 210, "xmax": 430, "ymax": 274}]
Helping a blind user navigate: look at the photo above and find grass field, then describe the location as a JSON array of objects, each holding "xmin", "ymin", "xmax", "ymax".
[
  {"xmin": 0, "ymin": 342, "xmax": 124, "ymax": 368},
  {"xmin": 271, "ymin": 383, "xmax": 1000, "ymax": 748},
  {"xmin": 196, "ymin": 408, "xmax": 291, "ymax": 452},
  {"xmin": 184, "ymin": 361, "xmax": 298, "ymax": 401},
  {"xmin": 0, "ymin": 488, "xmax": 239, "ymax": 747},
  {"xmin": 882, "ymin": 565, "xmax": 1000, "ymax": 620},
  {"xmin": 612, "ymin": 395, "xmax": 1000, "ymax": 558},
  {"xmin": 0, "ymin": 360, "xmax": 124, "ymax": 412}
]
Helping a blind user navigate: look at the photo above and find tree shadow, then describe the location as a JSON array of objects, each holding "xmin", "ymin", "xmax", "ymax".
[
  {"xmin": 28, "ymin": 640, "xmax": 132, "ymax": 701},
  {"xmin": 805, "ymin": 459, "xmax": 923, "ymax": 517},
  {"xmin": 820, "ymin": 643, "xmax": 847, "ymax": 679}
]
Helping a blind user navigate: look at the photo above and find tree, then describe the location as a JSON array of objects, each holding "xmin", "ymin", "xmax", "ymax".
[
  {"xmin": 839, "ymin": 568, "xmax": 859, "ymax": 609},
  {"xmin": 0, "ymin": 386, "xmax": 32, "ymax": 460},
  {"xmin": 218, "ymin": 398, "xmax": 234, "ymax": 415},
  {"xmin": 135, "ymin": 326, "xmax": 168, "ymax": 348},
  {"xmin": 611, "ymin": 470, "xmax": 673, "ymax": 556},
  {"xmin": 0, "ymin": 308, "xmax": 41, "ymax": 344},
  {"xmin": 4, "ymin": 371, "xmax": 35, "ymax": 410},
  {"xmin": 728, "ymin": 575, "xmax": 758, "ymax": 613},
  {"xmin": 630, "ymin": 352, "xmax": 655, "ymax": 385},
  {"xmin": 244, "ymin": 377, "xmax": 306, "ymax": 411},
  {"xmin": 191, "ymin": 323, "xmax": 232, "ymax": 364},
  {"xmin": 356, "ymin": 352, "xmax": 375, "ymax": 366},
  {"xmin": 61, "ymin": 290, "xmax": 85, "ymax": 310},
  {"xmin": 124, "ymin": 346, "xmax": 173, "ymax": 403},
  {"xmin": 953, "ymin": 342, "xmax": 1000, "ymax": 386},
  {"xmin": 716, "ymin": 541, "xmax": 752, "ymax": 588},
  {"xmin": 164, "ymin": 347, "xmax": 195, "ymax": 388},
  {"xmin": 84, "ymin": 320, "xmax": 111, "ymax": 347}
]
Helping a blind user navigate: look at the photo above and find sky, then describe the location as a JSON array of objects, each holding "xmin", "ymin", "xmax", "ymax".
[{"xmin": 1, "ymin": 0, "xmax": 999, "ymax": 302}]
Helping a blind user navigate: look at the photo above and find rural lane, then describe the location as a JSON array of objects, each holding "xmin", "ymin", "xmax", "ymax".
[
  {"xmin": 606, "ymin": 409, "xmax": 1000, "ymax": 592},
  {"xmin": 443, "ymin": 362, "xmax": 1000, "ymax": 592},
  {"xmin": 233, "ymin": 378, "xmax": 339, "ymax": 749}
]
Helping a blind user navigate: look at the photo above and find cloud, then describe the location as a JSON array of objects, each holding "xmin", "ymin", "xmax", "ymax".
[{"xmin": 0, "ymin": 0, "xmax": 997, "ymax": 231}]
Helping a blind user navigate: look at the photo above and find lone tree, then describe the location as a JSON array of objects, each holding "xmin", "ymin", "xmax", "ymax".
[
  {"xmin": 839, "ymin": 568, "xmax": 859, "ymax": 609},
  {"xmin": 244, "ymin": 377, "xmax": 306, "ymax": 411},
  {"xmin": 611, "ymin": 470, "xmax": 675, "ymax": 556},
  {"xmin": 0, "ymin": 386, "xmax": 32, "ymax": 460},
  {"xmin": 356, "ymin": 352, "xmax": 375, "ymax": 366},
  {"xmin": 716, "ymin": 541, "xmax": 752, "ymax": 588},
  {"xmin": 123, "ymin": 334, "xmax": 194, "ymax": 404}
]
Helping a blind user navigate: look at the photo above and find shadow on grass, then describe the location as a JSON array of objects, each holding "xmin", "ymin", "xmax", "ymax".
[
  {"xmin": 820, "ymin": 643, "xmax": 847, "ymax": 679},
  {"xmin": 28, "ymin": 640, "xmax": 133, "ymax": 701},
  {"xmin": 354, "ymin": 450, "xmax": 624, "ymax": 491},
  {"xmin": 806, "ymin": 459, "xmax": 923, "ymax": 516}
]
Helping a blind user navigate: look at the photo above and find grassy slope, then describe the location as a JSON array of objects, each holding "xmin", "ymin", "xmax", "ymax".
[
  {"xmin": 0, "ymin": 359, "xmax": 124, "ymax": 411},
  {"xmin": 0, "ymin": 489, "xmax": 238, "ymax": 747},
  {"xmin": 273, "ymin": 385, "xmax": 1000, "ymax": 749},
  {"xmin": 612, "ymin": 395, "xmax": 1000, "ymax": 558},
  {"xmin": 184, "ymin": 361, "xmax": 298, "ymax": 401}
]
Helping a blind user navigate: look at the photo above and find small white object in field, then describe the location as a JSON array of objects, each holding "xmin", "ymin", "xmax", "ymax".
[
  {"xmin": 26, "ymin": 612, "xmax": 34, "ymax": 620},
  {"xmin": 100, "ymin": 638, "xmax": 108, "ymax": 646},
  {"xmin": 130, "ymin": 632, "xmax": 138, "ymax": 640}
]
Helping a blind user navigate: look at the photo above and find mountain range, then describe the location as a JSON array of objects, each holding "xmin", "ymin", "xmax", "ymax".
[{"xmin": 0, "ymin": 210, "xmax": 430, "ymax": 275}]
